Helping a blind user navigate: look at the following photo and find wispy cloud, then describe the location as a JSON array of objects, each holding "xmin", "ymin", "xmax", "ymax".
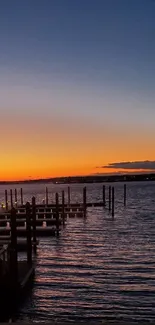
[{"xmin": 97, "ymin": 160, "xmax": 155, "ymax": 170}]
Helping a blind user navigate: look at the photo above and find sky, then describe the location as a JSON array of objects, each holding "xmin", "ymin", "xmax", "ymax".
[{"xmin": 0, "ymin": 0, "xmax": 155, "ymax": 180}]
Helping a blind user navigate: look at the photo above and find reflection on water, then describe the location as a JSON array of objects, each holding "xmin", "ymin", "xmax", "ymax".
[{"xmin": 0, "ymin": 181, "xmax": 155, "ymax": 323}]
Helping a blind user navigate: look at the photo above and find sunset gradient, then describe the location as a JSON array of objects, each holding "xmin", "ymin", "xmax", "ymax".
[{"xmin": 0, "ymin": 0, "xmax": 155, "ymax": 180}]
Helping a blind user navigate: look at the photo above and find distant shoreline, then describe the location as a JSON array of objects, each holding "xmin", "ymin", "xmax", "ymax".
[{"xmin": 0, "ymin": 173, "xmax": 155, "ymax": 185}]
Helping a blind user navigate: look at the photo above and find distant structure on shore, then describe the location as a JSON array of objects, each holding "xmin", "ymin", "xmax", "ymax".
[{"xmin": 0, "ymin": 173, "xmax": 155, "ymax": 185}]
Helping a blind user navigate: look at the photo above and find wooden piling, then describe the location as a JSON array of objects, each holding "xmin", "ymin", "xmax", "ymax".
[
  {"xmin": 55, "ymin": 193, "xmax": 59, "ymax": 235},
  {"xmin": 83, "ymin": 187, "xmax": 87, "ymax": 217},
  {"xmin": 109, "ymin": 186, "xmax": 111, "ymax": 211},
  {"xmin": 124, "ymin": 184, "xmax": 126, "ymax": 206},
  {"xmin": 112, "ymin": 187, "xmax": 115, "ymax": 218},
  {"xmin": 103, "ymin": 185, "xmax": 106, "ymax": 207},
  {"xmin": 5, "ymin": 190, "xmax": 8, "ymax": 211},
  {"xmin": 45, "ymin": 187, "xmax": 48, "ymax": 205},
  {"xmin": 15, "ymin": 188, "xmax": 17, "ymax": 206},
  {"xmin": 68, "ymin": 186, "xmax": 70, "ymax": 205},
  {"xmin": 10, "ymin": 189, "xmax": 13, "ymax": 208},
  {"xmin": 32, "ymin": 196, "xmax": 37, "ymax": 252},
  {"xmin": 26, "ymin": 202, "xmax": 32, "ymax": 264},
  {"xmin": 62, "ymin": 190, "xmax": 65, "ymax": 225},
  {"xmin": 20, "ymin": 188, "xmax": 23, "ymax": 205},
  {"xmin": 10, "ymin": 207, "xmax": 18, "ymax": 281}
]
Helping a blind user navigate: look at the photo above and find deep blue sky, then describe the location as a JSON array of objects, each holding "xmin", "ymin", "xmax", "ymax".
[
  {"xmin": 1, "ymin": 0, "xmax": 155, "ymax": 108},
  {"xmin": 0, "ymin": 0, "xmax": 155, "ymax": 179}
]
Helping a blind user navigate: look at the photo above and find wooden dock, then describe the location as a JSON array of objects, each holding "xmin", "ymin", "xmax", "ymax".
[
  {"xmin": 0, "ymin": 261, "xmax": 35, "ymax": 321},
  {"xmin": 0, "ymin": 185, "xmax": 128, "ymax": 245},
  {"xmin": 0, "ymin": 225, "xmax": 56, "ymax": 236},
  {"xmin": 0, "ymin": 184, "xmax": 128, "ymax": 321},
  {"xmin": 0, "ymin": 244, "xmax": 35, "ymax": 321},
  {"xmin": 2, "ymin": 184, "xmax": 127, "ymax": 212},
  {"xmin": 0, "ymin": 237, "xmax": 39, "ymax": 251},
  {"xmin": 0, "ymin": 202, "xmax": 36, "ymax": 320}
]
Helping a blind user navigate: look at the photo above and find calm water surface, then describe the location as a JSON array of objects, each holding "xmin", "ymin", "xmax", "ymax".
[{"xmin": 0, "ymin": 181, "xmax": 155, "ymax": 323}]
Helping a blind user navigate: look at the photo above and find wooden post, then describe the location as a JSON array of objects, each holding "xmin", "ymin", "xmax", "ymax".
[
  {"xmin": 20, "ymin": 188, "xmax": 23, "ymax": 205},
  {"xmin": 5, "ymin": 190, "xmax": 8, "ymax": 211},
  {"xmin": 109, "ymin": 186, "xmax": 111, "ymax": 211},
  {"xmin": 15, "ymin": 188, "xmax": 17, "ymax": 207},
  {"xmin": 124, "ymin": 184, "xmax": 126, "ymax": 206},
  {"xmin": 68, "ymin": 186, "xmax": 70, "ymax": 205},
  {"xmin": 26, "ymin": 202, "xmax": 32, "ymax": 264},
  {"xmin": 32, "ymin": 196, "xmax": 37, "ymax": 253},
  {"xmin": 10, "ymin": 189, "xmax": 13, "ymax": 208},
  {"xmin": 83, "ymin": 187, "xmax": 87, "ymax": 217},
  {"xmin": 55, "ymin": 193, "xmax": 59, "ymax": 236},
  {"xmin": 10, "ymin": 207, "xmax": 18, "ymax": 281},
  {"xmin": 112, "ymin": 187, "xmax": 115, "ymax": 218},
  {"xmin": 103, "ymin": 185, "xmax": 106, "ymax": 207},
  {"xmin": 62, "ymin": 190, "xmax": 65, "ymax": 225},
  {"xmin": 45, "ymin": 187, "xmax": 48, "ymax": 205}
]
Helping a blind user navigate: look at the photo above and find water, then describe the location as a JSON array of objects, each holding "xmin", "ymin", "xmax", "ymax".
[{"xmin": 0, "ymin": 181, "xmax": 155, "ymax": 323}]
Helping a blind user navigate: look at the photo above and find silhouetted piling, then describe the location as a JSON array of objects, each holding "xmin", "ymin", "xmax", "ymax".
[
  {"xmin": 55, "ymin": 193, "xmax": 59, "ymax": 235},
  {"xmin": 10, "ymin": 189, "xmax": 13, "ymax": 208},
  {"xmin": 83, "ymin": 187, "xmax": 87, "ymax": 217},
  {"xmin": 124, "ymin": 184, "xmax": 126, "ymax": 206},
  {"xmin": 15, "ymin": 189, "xmax": 17, "ymax": 207},
  {"xmin": 10, "ymin": 207, "xmax": 18, "ymax": 281},
  {"xmin": 112, "ymin": 187, "xmax": 115, "ymax": 218},
  {"xmin": 32, "ymin": 196, "xmax": 36, "ymax": 253},
  {"xmin": 62, "ymin": 190, "xmax": 65, "ymax": 225},
  {"xmin": 26, "ymin": 202, "xmax": 32, "ymax": 264},
  {"xmin": 45, "ymin": 187, "xmax": 48, "ymax": 205},
  {"xmin": 20, "ymin": 188, "xmax": 23, "ymax": 205},
  {"xmin": 5, "ymin": 190, "xmax": 8, "ymax": 211},
  {"xmin": 68, "ymin": 186, "xmax": 70, "ymax": 205},
  {"xmin": 103, "ymin": 185, "xmax": 106, "ymax": 207},
  {"xmin": 109, "ymin": 186, "xmax": 111, "ymax": 211}
]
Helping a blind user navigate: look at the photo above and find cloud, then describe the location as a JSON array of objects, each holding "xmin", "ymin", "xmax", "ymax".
[{"xmin": 97, "ymin": 160, "xmax": 155, "ymax": 170}]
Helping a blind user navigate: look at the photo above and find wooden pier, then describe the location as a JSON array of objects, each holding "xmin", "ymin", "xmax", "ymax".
[
  {"xmin": 0, "ymin": 184, "xmax": 128, "ymax": 235},
  {"xmin": 0, "ymin": 254, "xmax": 34, "ymax": 321},
  {"xmin": 0, "ymin": 205, "xmax": 35, "ymax": 321},
  {"xmin": 0, "ymin": 183, "xmax": 127, "ymax": 321}
]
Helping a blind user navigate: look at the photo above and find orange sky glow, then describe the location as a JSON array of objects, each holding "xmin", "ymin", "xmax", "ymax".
[{"xmin": 0, "ymin": 112, "xmax": 154, "ymax": 181}]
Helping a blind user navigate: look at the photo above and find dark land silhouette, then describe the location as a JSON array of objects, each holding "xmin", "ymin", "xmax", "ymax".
[{"xmin": 0, "ymin": 173, "xmax": 155, "ymax": 185}]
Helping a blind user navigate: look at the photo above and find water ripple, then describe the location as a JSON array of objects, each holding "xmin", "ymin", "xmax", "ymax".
[{"xmin": 0, "ymin": 181, "xmax": 155, "ymax": 322}]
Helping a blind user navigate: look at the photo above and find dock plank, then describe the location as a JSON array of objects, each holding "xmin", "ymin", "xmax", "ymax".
[
  {"xmin": 0, "ymin": 261, "xmax": 35, "ymax": 321},
  {"xmin": 0, "ymin": 226, "xmax": 56, "ymax": 236}
]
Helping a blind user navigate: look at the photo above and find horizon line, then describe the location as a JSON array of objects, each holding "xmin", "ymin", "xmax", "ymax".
[{"xmin": 1, "ymin": 172, "xmax": 155, "ymax": 183}]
